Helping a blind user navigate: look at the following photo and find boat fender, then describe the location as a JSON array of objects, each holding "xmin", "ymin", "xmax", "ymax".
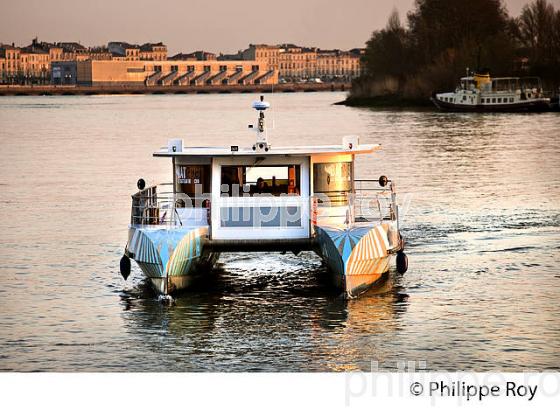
[
  {"xmin": 396, "ymin": 251, "xmax": 408, "ymax": 274},
  {"xmin": 379, "ymin": 175, "xmax": 388, "ymax": 187},
  {"xmin": 137, "ymin": 178, "xmax": 146, "ymax": 190},
  {"xmin": 120, "ymin": 255, "xmax": 131, "ymax": 280}
]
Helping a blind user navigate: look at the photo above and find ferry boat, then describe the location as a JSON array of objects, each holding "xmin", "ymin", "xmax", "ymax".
[
  {"xmin": 119, "ymin": 97, "xmax": 408, "ymax": 298},
  {"xmin": 431, "ymin": 72, "xmax": 550, "ymax": 112}
]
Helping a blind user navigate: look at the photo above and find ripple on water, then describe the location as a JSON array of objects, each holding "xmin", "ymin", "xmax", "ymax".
[{"xmin": 0, "ymin": 94, "xmax": 559, "ymax": 371}]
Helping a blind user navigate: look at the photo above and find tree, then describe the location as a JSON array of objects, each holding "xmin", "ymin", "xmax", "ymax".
[
  {"xmin": 352, "ymin": 0, "xmax": 560, "ymax": 101},
  {"xmin": 407, "ymin": 0, "xmax": 510, "ymax": 68},
  {"xmin": 361, "ymin": 9, "xmax": 412, "ymax": 89},
  {"xmin": 514, "ymin": 0, "xmax": 559, "ymax": 84}
]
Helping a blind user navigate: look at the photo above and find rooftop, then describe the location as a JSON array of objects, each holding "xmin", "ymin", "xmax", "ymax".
[
  {"xmin": 170, "ymin": 51, "xmax": 216, "ymax": 61},
  {"xmin": 140, "ymin": 42, "xmax": 166, "ymax": 51},
  {"xmin": 153, "ymin": 144, "xmax": 380, "ymax": 157}
]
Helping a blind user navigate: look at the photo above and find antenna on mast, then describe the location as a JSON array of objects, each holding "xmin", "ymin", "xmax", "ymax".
[{"xmin": 250, "ymin": 95, "xmax": 271, "ymax": 152}]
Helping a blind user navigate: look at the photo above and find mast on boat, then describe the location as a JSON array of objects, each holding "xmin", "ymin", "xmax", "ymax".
[{"xmin": 251, "ymin": 95, "xmax": 270, "ymax": 152}]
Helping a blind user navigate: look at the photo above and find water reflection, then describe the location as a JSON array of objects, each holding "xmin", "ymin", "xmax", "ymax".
[
  {"xmin": 1, "ymin": 93, "xmax": 558, "ymax": 371},
  {"xmin": 117, "ymin": 256, "xmax": 410, "ymax": 371}
]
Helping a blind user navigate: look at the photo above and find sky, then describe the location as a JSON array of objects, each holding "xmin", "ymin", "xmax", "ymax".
[{"xmin": 0, "ymin": 0, "xmax": 555, "ymax": 54}]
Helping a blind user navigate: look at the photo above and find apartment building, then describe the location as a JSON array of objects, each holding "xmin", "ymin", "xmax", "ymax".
[{"xmin": 236, "ymin": 43, "xmax": 363, "ymax": 81}]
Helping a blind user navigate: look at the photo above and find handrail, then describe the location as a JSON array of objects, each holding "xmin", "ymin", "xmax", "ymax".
[{"xmin": 130, "ymin": 181, "xmax": 399, "ymax": 228}]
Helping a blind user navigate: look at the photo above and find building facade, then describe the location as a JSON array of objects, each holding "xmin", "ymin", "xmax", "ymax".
[
  {"xmin": 277, "ymin": 44, "xmax": 317, "ymax": 80},
  {"xmin": 241, "ymin": 44, "xmax": 280, "ymax": 70},
  {"xmin": 0, "ymin": 44, "xmax": 21, "ymax": 83},
  {"xmin": 75, "ymin": 59, "xmax": 277, "ymax": 86},
  {"xmin": 1, "ymin": 38, "xmax": 361, "ymax": 85},
  {"xmin": 220, "ymin": 44, "xmax": 363, "ymax": 81},
  {"xmin": 0, "ymin": 40, "xmax": 50, "ymax": 84},
  {"xmin": 51, "ymin": 61, "xmax": 78, "ymax": 85},
  {"xmin": 241, "ymin": 43, "xmax": 362, "ymax": 81},
  {"xmin": 19, "ymin": 45, "xmax": 50, "ymax": 83},
  {"xmin": 316, "ymin": 49, "xmax": 363, "ymax": 80},
  {"xmin": 140, "ymin": 43, "xmax": 167, "ymax": 61},
  {"xmin": 0, "ymin": 39, "xmax": 116, "ymax": 84}
]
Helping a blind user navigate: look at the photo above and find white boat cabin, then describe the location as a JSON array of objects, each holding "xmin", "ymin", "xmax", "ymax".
[{"xmin": 151, "ymin": 139, "xmax": 380, "ymax": 241}]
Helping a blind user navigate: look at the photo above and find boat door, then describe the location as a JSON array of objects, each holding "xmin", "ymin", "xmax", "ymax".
[{"xmin": 211, "ymin": 156, "xmax": 310, "ymax": 240}]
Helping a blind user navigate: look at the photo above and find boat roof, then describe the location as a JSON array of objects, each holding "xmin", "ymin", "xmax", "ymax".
[
  {"xmin": 492, "ymin": 77, "xmax": 521, "ymax": 81},
  {"xmin": 154, "ymin": 144, "xmax": 381, "ymax": 157},
  {"xmin": 461, "ymin": 76, "xmax": 539, "ymax": 82}
]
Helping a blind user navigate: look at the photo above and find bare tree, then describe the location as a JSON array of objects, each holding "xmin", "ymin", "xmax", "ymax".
[{"xmin": 516, "ymin": 0, "xmax": 556, "ymax": 65}]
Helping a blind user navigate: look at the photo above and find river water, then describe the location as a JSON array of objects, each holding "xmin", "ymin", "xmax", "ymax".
[{"xmin": 0, "ymin": 92, "xmax": 559, "ymax": 371}]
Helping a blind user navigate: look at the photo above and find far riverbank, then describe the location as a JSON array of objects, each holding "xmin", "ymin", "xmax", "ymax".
[
  {"xmin": 0, "ymin": 82, "xmax": 349, "ymax": 96},
  {"xmin": 336, "ymin": 94, "xmax": 433, "ymax": 108}
]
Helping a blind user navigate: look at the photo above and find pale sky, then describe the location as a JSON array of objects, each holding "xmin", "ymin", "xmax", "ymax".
[{"xmin": 0, "ymin": 0, "xmax": 553, "ymax": 54}]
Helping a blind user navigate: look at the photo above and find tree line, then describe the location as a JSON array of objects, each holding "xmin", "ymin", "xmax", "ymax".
[{"xmin": 350, "ymin": 0, "xmax": 560, "ymax": 103}]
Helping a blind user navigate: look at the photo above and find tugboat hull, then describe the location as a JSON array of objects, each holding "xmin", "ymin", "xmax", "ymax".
[{"xmin": 431, "ymin": 97, "xmax": 550, "ymax": 113}]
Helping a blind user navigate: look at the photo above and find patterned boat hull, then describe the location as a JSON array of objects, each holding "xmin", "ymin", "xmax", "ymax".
[
  {"xmin": 126, "ymin": 222, "xmax": 401, "ymax": 297},
  {"xmin": 315, "ymin": 223, "xmax": 400, "ymax": 297},
  {"xmin": 126, "ymin": 226, "xmax": 218, "ymax": 294}
]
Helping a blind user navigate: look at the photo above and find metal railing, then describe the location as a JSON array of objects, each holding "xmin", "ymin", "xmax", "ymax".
[
  {"xmin": 130, "ymin": 183, "xmax": 205, "ymax": 227},
  {"xmin": 354, "ymin": 179, "xmax": 398, "ymax": 223},
  {"xmin": 311, "ymin": 179, "xmax": 398, "ymax": 225},
  {"xmin": 130, "ymin": 180, "xmax": 399, "ymax": 228}
]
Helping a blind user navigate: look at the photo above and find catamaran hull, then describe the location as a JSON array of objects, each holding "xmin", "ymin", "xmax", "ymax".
[
  {"xmin": 135, "ymin": 256, "xmax": 219, "ymax": 294},
  {"xmin": 126, "ymin": 226, "xmax": 218, "ymax": 294},
  {"xmin": 126, "ymin": 223, "xmax": 403, "ymax": 297},
  {"xmin": 431, "ymin": 97, "xmax": 550, "ymax": 112},
  {"xmin": 315, "ymin": 223, "xmax": 401, "ymax": 298}
]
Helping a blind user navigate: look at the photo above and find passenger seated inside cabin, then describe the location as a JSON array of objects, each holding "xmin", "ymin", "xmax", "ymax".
[
  {"xmin": 255, "ymin": 177, "xmax": 269, "ymax": 194},
  {"xmin": 221, "ymin": 165, "xmax": 300, "ymax": 197}
]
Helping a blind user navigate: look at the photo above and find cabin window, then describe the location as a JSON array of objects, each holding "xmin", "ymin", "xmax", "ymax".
[
  {"xmin": 220, "ymin": 165, "xmax": 300, "ymax": 196},
  {"xmin": 510, "ymin": 97, "xmax": 514, "ymax": 103},
  {"xmin": 313, "ymin": 162, "xmax": 352, "ymax": 206},
  {"xmin": 462, "ymin": 95, "xmax": 466, "ymax": 101},
  {"xmin": 174, "ymin": 164, "xmax": 211, "ymax": 205},
  {"xmin": 492, "ymin": 98, "xmax": 496, "ymax": 103},
  {"xmin": 497, "ymin": 98, "xmax": 502, "ymax": 103}
]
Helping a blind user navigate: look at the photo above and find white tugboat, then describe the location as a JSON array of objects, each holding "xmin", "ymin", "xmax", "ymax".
[
  {"xmin": 120, "ymin": 96, "xmax": 408, "ymax": 298},
  {"xmin": 431, "ymin": 71, "xmax": 550, "ymax": 112}
]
